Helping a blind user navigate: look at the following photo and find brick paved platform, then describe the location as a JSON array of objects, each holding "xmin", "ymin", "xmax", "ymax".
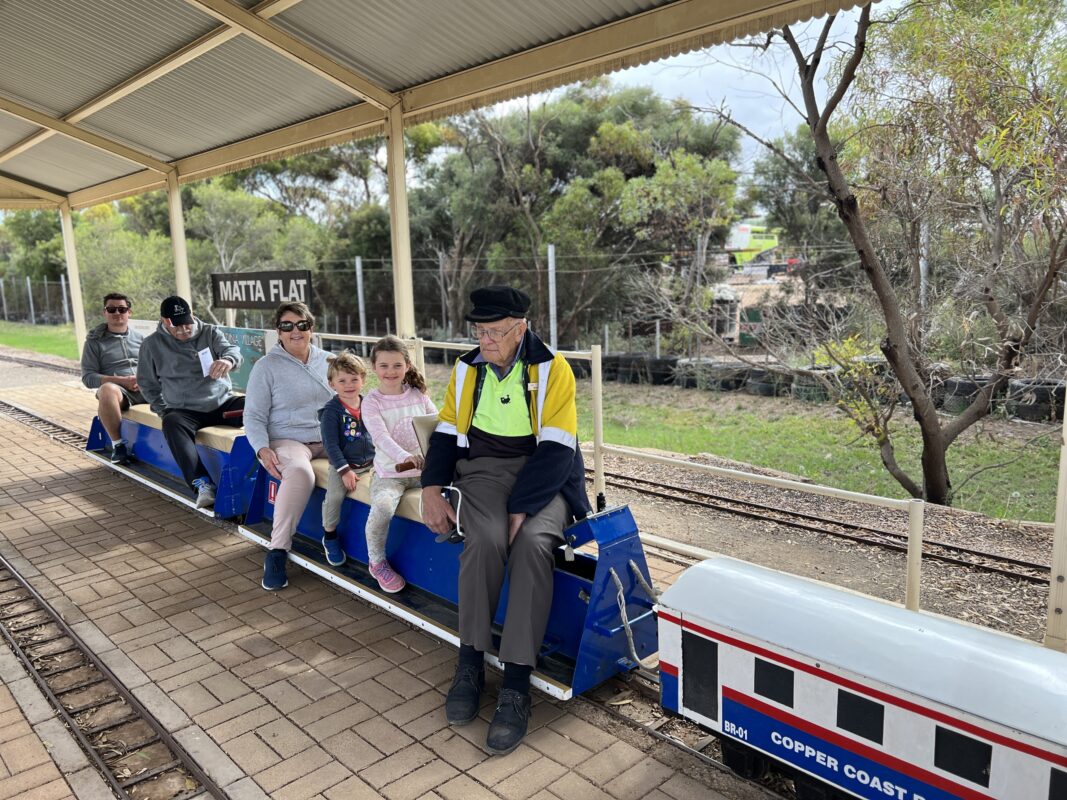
[{"xmin": 0, "ymin": 364, "xmax": 755, "ymax": 800}]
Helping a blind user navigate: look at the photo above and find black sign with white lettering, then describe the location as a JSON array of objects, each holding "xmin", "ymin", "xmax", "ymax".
[{"xmin": 210, "ymin": 270, "xmax": 313, "ymax": 310}]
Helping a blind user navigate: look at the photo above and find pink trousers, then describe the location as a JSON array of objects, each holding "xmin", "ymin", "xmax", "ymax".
[{"xmin": 268, "ymin": 439, "xmax": 326, "ymax": 551}]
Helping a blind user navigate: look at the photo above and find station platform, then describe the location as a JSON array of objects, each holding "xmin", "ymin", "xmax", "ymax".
[{"xmin": 0, "ymin": 359, "xmax": 752, "ymax": 800}]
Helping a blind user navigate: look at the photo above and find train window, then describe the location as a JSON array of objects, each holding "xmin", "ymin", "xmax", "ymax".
[
  {"xmin": 753, "ymin": 658, "xmax": 793, "ymax": 707},
  {"xmin": 681, "ymin": 632, "xmax": 718, "ymax": 721},
  {"xmin": 934, "ymin": 726, "xmax": 992, "ymax": 788},
  {"xmin": 836, "ymin": 690, "xmax": 884, "ymax": 744},
  {"xmin": 1050, "ymin": 767, "xmax": 1067, "ymax": 800}
]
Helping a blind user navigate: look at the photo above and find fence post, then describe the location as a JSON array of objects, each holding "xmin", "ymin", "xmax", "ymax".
[
  {"xmin": 60, "ymin": 275, "xmax": 70, "ymax": 323},
  {"xmin": 438, "ymin": 251, "xmax": 448, "ymax": 338},
  {"xmin": 26, "ymin": 276, "xmax": 36, "ymax": 324},
  {"xmin": 655, "ymin": 320, "xmax": 661, "ymax": 358},
  {"xmin": 0, "ymin": 278, "xmax": 7, "ymax": 320},
  {"xmin": 355, "ymin": 256, "xmax": 367, "ymax": 356},
  {"xmin": 547, "ymin": 243, "xmax": 558, "ymax": 350}
]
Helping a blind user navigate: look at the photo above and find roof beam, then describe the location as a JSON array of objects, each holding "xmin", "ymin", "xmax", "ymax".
[
  {"xmin": 182, "ymin": 0, "xmax": 398, "ymax": 110},
  {"xmin": 0, "ymin": 0, "xmax": 305, "ymax": 168},
  {"xmin": 0, "ymin": 172, "xmax": 65, "ymax": 205},
  {"xmin": 67, "ymin": 102, "xmax": 384, "ymax": 208},
  {"xmin": 0, "ymin": 98, "xmax": 172, "ymax": 173}
]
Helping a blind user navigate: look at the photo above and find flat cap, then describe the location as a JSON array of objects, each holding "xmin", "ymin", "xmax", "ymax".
[{"xmin": 465, "ymin": 285, "xmax": 531, "ymax": 323}]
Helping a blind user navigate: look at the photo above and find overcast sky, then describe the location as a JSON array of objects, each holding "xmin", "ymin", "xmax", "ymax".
[{"xmin": 504, "ymin": 9, "xmax": 875, "ymax": 179}]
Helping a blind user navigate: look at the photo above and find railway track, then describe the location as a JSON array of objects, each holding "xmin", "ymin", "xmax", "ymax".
[
  {"xmin": 595, "ymin": 470, "xmax": 1052, "ymax": 585},
  {"xmin": 0, "ymin": 553, "xmax": 225, "ymax": 800},
  {"xmin": 0, "ymin": 352, "xmax": 81, "ymax": 376}
]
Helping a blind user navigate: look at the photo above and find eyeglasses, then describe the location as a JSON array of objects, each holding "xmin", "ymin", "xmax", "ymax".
[
  {"xmin": 471, "ymin": 321, "xmax": 522, "ymax": 342},
  {"xmin": 105, "ymin": 306, "xmax": 130, "ymax": 314},
  {"xmin": 277, "ymin": 320, "xmax": 312, "ymax": 332}
]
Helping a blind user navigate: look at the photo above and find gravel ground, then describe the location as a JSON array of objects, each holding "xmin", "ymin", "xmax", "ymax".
[{"xmin": 595, "ymin": 448, "xmax": 1054, "ymax": 643}]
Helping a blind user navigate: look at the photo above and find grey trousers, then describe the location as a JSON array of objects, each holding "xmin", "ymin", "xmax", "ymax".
[{"xmin": 453, "ymin": 456, "xmax": 567, "ymax": 666}]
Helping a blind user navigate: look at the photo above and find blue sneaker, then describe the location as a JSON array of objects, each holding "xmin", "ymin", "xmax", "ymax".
[
  {"xmin": 322, "ymin": 535, "xmax": 346, "ymax": 567},
  {"xmin": 262, "ymin": 550, "xmax": 288, "ymax": 590}
]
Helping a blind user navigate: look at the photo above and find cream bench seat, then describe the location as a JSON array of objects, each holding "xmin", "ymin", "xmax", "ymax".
[
  {"xmin": 308, "ymin": 458, "xmax": 424, "ymax": 524},
  {"xmin": 124, "ymin": 404, "xmax": 244, "ymax": 453}
]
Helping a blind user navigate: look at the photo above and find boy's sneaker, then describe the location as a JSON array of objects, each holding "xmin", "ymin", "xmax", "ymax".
[
  {"xmin": 368, "ymin": 560, "xmax": 405, "ymax": 593},
  {"xmin": 322, "ymin": 535, "xmax": 346, "ymax": 567},
  {"xmin": 110, "ymin": 441, "xmax": 131, "ymax": 465},
  {"xmin": 192, "ymin": 477, "xmax": 216, "ymax": 509},
  {"xmin": 262, "ymin": 550, "xmax": 288, "ymax": 590}
]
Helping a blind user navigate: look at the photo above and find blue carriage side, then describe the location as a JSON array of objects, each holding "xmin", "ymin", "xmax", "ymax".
[
  {"xmin": 238, "ymin": 464, "xmax": 658, "ymax": 699},
  {"xmin": 656, "ymin": 556, "xmax": 1067, "ymax": 800},
  {"xmin": 86, "ymin": 405, "xmax": 258, "ymax": 519}
]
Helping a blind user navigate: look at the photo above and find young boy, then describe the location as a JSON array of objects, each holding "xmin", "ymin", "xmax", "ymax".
[{"xmin": 318, "ymin": 351, "xmax": 375, "ymax": 566}]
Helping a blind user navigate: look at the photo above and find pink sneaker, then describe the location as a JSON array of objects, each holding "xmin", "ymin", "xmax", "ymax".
[{"xmin": 369, "ymin": 560, "xmax": 406, "ymax": 593}]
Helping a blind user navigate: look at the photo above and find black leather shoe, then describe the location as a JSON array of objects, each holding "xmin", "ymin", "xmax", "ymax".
[
  {"xmin": 485, "ymin": 688, "xmax": 531, "ymax": 755},
  {"xmin": 445, "ymin": 663, "xmax": 484, "ymax": 725}
]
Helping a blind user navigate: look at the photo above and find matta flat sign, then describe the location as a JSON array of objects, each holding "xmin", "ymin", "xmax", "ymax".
[{"xmin": 211, "ymin": 270, "xmax": 312, "ymax": 310}]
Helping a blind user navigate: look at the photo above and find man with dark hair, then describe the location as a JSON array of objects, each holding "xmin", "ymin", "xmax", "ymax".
[
  {"xmin": 81, "ymin": 293, "xmax": 144, "ymax": 465},
  {"xmin": 137, "ymin": 296, "xmax": 244, "ymax": 508},
  {"xmin": 421, "ymin": 285, "xmax": 590, "ymax": 755}
]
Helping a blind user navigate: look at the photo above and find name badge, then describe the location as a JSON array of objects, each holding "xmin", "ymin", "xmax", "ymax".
[{"xmin": 527, "ymin": 382, "xmax": 538, "ymax": 391}]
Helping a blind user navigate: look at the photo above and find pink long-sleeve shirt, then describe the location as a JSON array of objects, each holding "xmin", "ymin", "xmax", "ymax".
[{"xmin": 361, "ymin": 385, "xmax": 438, "ymax": 478}]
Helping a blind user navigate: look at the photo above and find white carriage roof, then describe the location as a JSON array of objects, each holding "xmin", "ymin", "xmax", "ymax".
[
  {"xmin": 1, "ymin": 0, "xmax": 862, "ymax": 211},
  {"xmin": 662, "ymin": 556, "xmax": 1067, "ymax": 747}
]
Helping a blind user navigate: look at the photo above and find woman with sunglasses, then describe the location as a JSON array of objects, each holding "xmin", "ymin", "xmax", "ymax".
[{"xmin": 243, "ymin": 302, "xmax": 334, "ymax": 590}]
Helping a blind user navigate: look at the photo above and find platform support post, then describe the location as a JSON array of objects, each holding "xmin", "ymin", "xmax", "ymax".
[
  {"xmin": 386, "ymin": 105, "xmax": 415, "ymax": 339},
  {"xmin": 1044, "ymin": 415, "xmax": 1067, "ymax": 650},
  {"xmin": 58, "ymin": 203, "xmax": 87, "ymax": 353},
  {"xmin": 167, "ymin": 171, "xmax": 192, "ymax": 303}
]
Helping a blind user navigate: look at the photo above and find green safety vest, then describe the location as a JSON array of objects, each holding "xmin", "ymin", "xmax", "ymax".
[{"xmin": 471, "ymin": 361, "xmax": 534, "ymax": 437}]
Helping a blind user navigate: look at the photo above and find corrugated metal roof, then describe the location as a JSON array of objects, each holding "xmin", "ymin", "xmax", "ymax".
[
  {"xmin": 80, "ymin": 36, "xmax": 357, "ymax": 161},
  {"xmin": 2, "ymin": 136, "xmax": 140, "ymax": 193},
  {"xmin": 273, "ymin": 0, "xmax": 664, "ymax": 91},
  {"xmin": 0, "ymin": 114, "xmax": 40, "ymax": 152},
  {"xmin": 0, "ymin": 0, "xmax": 219, "ymax": 117},
  {"xmin": 0, "ymin": 0, "xmax": 866, "ymax": 208}
]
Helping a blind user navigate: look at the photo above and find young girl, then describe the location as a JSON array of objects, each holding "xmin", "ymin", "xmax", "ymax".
[
  {"xmin": 319, "ymin": 351, "xmax": 375, "ymax": 568},
  {"xmin": 361, "ymin": 336, "xmax": 438, "ymax": 593}
]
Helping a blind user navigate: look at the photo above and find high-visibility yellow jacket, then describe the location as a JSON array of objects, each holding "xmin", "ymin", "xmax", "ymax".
[{"xmin": 421, "ymin": 330, "xmax": 591, "ymax": 520}]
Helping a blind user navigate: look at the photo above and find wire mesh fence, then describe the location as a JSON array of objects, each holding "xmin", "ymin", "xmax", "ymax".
[{"xmin": 0, "ymin": 275, "xmax": 72, "ymax": 325}]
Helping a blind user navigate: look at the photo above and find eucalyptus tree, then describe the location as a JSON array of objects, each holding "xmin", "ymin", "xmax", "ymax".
[{"xmin": 730, "ymin": 0, "xmax": 1066, "ymax": 504}]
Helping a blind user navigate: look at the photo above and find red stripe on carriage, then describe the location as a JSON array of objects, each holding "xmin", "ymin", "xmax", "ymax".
[
  {"xmin": 660, "ymin": 661, "xmax": 678, "ymax": 677},
  {"xmin": 723, "ymin": 686, "xmax": 996, "ymax": 800},
  {"xmin": 678, "ymin": 616, "xmax": 1067, "ymax": 769}
]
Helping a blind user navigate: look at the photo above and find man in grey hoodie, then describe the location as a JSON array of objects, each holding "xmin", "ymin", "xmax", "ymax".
[
  {"xmin": 137, "ymin": 296, "xmax": 244, "ymax": 509},
  {"xmin": 81, "ymin": 292, "xmax": 144, "ymax": 465}
]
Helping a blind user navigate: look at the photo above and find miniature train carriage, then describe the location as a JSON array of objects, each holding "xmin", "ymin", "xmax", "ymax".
[{"xmin": 656, "ymin": 556, "xmax": 1067, "ymax": 800}]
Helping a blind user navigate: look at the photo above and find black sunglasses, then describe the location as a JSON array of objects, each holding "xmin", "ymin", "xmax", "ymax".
[
  {"xmin": 277, "ymin": 320, "xmax": 312, "ymax": 332},
  {"xmin": 105, "ymin": 306, "xmax": 130, "ymax": 314}
]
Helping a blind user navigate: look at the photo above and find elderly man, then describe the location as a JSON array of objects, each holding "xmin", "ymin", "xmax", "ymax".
[
  {"xmin": 137, "ymin": 296, "xmax": 243, "ymax": 509},
  {"xmin": 421, "ymin": 285, "xmax": 590, "ymax": 755},
  {"xmin": 81, "ymin": 293, "xmax": 144, "ymax": 465}
]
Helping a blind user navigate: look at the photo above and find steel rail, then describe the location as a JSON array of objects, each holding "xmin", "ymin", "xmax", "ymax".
[
  {"xmin": 0, "ymin": 555, "xmax": 226, "ymax": 800},
  {"xmin": 596, "ymin": 469, "xmax": 1051, "ymax": 585}
]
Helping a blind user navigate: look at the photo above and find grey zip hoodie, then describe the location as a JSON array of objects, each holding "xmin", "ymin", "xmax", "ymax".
[
  {"xmin": 81, "ymin": 323, "xmax": 143, "ymax": 389},
  {"xmin": 136, "ymin": 318, "xmax": 242, "ymax": 416},
  {"xmin": 243, "ymin": 343, "xmax": 334, "ymax": 454}
]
